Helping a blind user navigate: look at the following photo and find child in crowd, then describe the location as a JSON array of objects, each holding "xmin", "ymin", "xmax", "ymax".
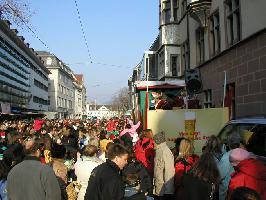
[
  {"xmin": 230, "ymin": 187, "xmax": 261, "ymax": 200},
  {"xmin": 124, "ymin": 173, "xmax": 154, "ymax": 200}
]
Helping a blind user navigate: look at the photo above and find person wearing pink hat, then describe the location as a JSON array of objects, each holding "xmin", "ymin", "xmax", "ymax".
[{"xmin": 228, "ymin": 148, "xmax": 266, "ymax": 199}]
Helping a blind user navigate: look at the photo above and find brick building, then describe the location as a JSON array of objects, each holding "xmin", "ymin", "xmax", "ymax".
[
  {"xmin": 199, "ymin": 30, "xmax": 266, "ymax": 118},
  {"xmin": 169, "ymin": 0, "xmax": 266, "ymax": 118},
  {"xmin": 130, "ymin": 0, "xmax": 266, "ymax": 118}
]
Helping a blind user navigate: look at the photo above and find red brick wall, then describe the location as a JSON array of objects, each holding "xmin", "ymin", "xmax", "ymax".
[{"xmin": 199, "ymin": 30, "xmax": 266, "ymax": 118}]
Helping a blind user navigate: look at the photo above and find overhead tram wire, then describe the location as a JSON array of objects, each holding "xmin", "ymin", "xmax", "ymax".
[
  {"xmin": 73, "ymin": 0, "xmax": 134, "ymax": 70},
  {"xmin": 74, "ymin": 0, "xmax": 93, "ymax": 64},
  {"xmin": 7, "ymin": 4, "xmax": 55, "ymax": 56},
  {"xmin": 74, "ymin": 61, "xmax": 132, "ymax": 69},
  {"xmin": 8, "ymin": 3, "xmax": 134, "ymax": 70}
]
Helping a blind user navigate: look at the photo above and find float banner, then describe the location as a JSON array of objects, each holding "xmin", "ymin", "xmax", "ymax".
[{"xmin": 148, "ymin": 108, "xmax": 229, "ymax": 154}]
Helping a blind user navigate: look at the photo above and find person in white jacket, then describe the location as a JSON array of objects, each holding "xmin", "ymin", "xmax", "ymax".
[{"xmin": 75, "ymin": 145, "xmax": 103, "ymax": 200}]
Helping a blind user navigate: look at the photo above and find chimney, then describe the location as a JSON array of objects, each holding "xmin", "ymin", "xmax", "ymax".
[
  {"xmin": 2, "ymin": 20, "xmax": 11, "ymax": 28},
  {"xmin": 26, "ymin": 43, "xmax": 30, "ymax": 47},
  {"xmin": 30, "ymin": 48, "xmax": 34, "ymax": 52},
  {"xmin": 18, "ymin": 36, "xmax": 25, "ymax": 42},
  {"xmin": 11, "ymin": 29, "xmax": 18, "ymax": 35}
]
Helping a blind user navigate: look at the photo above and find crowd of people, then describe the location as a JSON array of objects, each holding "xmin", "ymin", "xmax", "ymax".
[{"xmin": 0, "ymin": 117, "xmax": 265, "ymax": 200}]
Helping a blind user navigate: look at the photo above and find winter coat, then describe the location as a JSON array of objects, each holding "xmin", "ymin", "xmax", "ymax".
[
  {"xmin": 124, "ymin": 186, "xmax": 146, "ymax": 200},
  {"xmin": 122, "ymin": 160, "xmax": 153, "ymax": 195},
  {"xmin": 0, "ymin": 179, "xmax": 8, "ymax": 200},
  {"xmin": 174, "ymin": 155, "xmax": 199, "ymax": 190},
  {"xmin": 154, "ymin": 142, "xmax": 175, "ymax": 196},
  {"xmin": 52, "ymin": 159, "xmax": 68, "ymax": 184},
  {"xmin": 178, "ymin": 173, "xmax": 218, "ymax": 200},
  {"xmin": 134, "ymin": 138, "xmax": 155, "ymax": 175},
  {"xmin": 33, "ymin": 119, "xmax": 44, "ymax": 131},
  {"xmin": 228, "ymin": 158, "xmax": 266, "ymax": 199},
  {"xmin": 84, "ymin": 159, "xmax": 125, "ymax": 200},
  {"xmin": 75, "ymin": 156, "xmax": 103, "ymax": 200},
  {"xmin": 106, "ymin": 120, "xmax": 116, "ymax": 132},
  {"xmin": 52, "ymin": 159, "xmax": 68, "ymax": 200},
  {"xmin": 213, "ymin": 150, "xmax": 234, "ymax": 200},
  {"xmin": 7, "ymin": 156, "xmax": 61, "ymax": 200}
]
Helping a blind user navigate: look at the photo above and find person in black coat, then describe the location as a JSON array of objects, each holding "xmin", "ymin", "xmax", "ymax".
[
  {"xmin": 84, "ymin": 144, "xmax": 129, "ymax": 200},
  {"xmin": 123, "ymin": 154, "xmax": 153, "ymax": 196},
  {"xmin": 178, "ymin": 152, "xmax": 220, "ymax": 200}
]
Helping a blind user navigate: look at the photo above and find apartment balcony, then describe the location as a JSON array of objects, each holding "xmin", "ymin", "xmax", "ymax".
[{"xmin": 188, "ymin": 0, "xmax": 212, "ymax": 28}]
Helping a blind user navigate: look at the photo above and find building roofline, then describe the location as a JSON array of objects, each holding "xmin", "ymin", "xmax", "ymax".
[{"xmin": 0, "ymin": 20, "xmax": 50, "ymax": 74}]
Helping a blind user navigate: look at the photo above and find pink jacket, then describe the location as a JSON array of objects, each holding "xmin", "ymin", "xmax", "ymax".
[{"xmin": 119, "ymin": 121, "xmax": 141, "ymax": 142}]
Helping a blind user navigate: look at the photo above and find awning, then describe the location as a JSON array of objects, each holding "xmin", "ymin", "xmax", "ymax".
[{"xmin": 135, "ymin": 80, "xmax": 185, "ymax": 90}]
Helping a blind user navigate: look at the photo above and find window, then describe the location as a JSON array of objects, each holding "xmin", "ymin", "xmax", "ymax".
[
  {"xmin": 181, "ymin": 0, "xmax": 187, "ymax": 16},
  {"xmin": 46, "ymin": 57, "xmax": 52, "ymax": 65},
  {"xmin": 204, "ymin": 89, "xmax": 212, "ymax": 108},
  {"xmin": 182, "ymin": 40, "xmax": 190, "ymax": 70},
  {"xmin": 34, "ymin": 79, "xmax": 48, "ymax": 92},
  {"xmin": 171, "ymin": 55, "xmax": 178, "ymax": 76},
  {"xmin": 58, "ymin": 97, "xmax": 61, "ymax": 107},
  {"xmin": 69, "ymin": 100, "xmax": 72, "ymax": 109},
  {"xmin": 159, "ymin": 50, "xmax": 165, "ymax": 75},
  {"xmin": 218, "ymin": 123, "xmax": 266, "ymax": 157},
  {"xmin": 33, "ymin": 96, "xmax": 48, "ymax": 105},
  {"xmin": 209, "ymin": 11, "xmax": 221, "ymax": 56},
  {"xmin": 226, "ymin": 0, "xmax": 240, "ymax": 45},
  {"xmin": 145, "ymin": 58, "xmax": 149, "ymax": 78},
  {"xmin": 162, "ymin": 0, "xmax": 171, "ymax": 24},
  {"xmin": 173, "ymin": 0, "xmax": 179, "ymax": 21},
  {"xmin": 165, "ymin": 9, "xmax": 171, "ymax": 23},
  {"xmin": 196, "ymin": 27, "xmax": 205, "ymax": 65}
]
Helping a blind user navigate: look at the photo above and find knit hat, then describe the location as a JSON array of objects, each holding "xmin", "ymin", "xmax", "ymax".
[
  {"xmin": 153, "ymin": 131, "xmax": 166, "ymax": 145},
  {"xmin": 229, "ymin": 148, "xmax": 251, "ymax": 166},
  {"xmin": 227, "ymin": 132, "xmax": 242, "ymax": 148}
]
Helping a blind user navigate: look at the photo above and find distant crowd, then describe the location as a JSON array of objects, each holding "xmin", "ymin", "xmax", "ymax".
[{"xmin": 0, "ymin": 117, "xmax": 265, "ymax": 200}]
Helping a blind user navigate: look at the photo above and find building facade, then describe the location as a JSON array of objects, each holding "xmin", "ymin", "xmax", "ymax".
[
  {"xmin": 0, "ymin": 20, "xmax": 49, "ymax": 114},
  {"xmin": 176, "ymin": 0, "xmax": 266, "ymax": 118},
  {"xmin": 130, "ymin": 0, "xmax": 266, "ymax": 119},
  {"xmin": 37, "ymin": 51, "xmax": 75, "ymax": 119},
  {"xmin": 73, "ymin": 74, "xmax": 87, "ymax": 119},
  {"xmin": 86, "ymin": 103, "xmax": 119, "ymax": 119},
  {"xmin": 158, "ymin": 0, "xmax": 180, "ymax": 80}
]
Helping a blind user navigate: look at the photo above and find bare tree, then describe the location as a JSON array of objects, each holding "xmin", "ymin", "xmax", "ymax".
[
  {"xmin": 0, "ymin": 0, "xmax": 32, "ymax": 25},
  {"xmin": 110, "ymin": 87, "xmax": 130, "ymax": 113}
]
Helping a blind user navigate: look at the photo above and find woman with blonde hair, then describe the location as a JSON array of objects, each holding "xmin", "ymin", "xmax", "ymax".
[{"xmin": 174, "ymin": 138, "xmax": 199, "ymax": 199}]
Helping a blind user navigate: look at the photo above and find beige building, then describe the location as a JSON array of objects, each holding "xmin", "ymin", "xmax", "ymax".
[
  {"xmin": 37, "ymin": 51, "xmax": 75, "ymax": 119},
  {"xmin": 158, "ymin": 0, "xmax": 180, "ymax": 80},
  {"xmin": 73, "ymin": 74, "xmax": 87, "ymax": 119}
]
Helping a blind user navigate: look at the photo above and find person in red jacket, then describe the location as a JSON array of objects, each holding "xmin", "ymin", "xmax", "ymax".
[
  {"xmin": 134, "ymin": 129, "xmax": 155, "ymax": 175},
  {"xmin": 228, "ymin": 148, "xmax": 266, "ymax": 199},
  {"xmin": 175, "ymin": 138, "xmax": 199, "ymax": 199}
]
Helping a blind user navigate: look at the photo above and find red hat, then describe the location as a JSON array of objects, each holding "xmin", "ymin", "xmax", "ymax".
[{"xmin": 109, "ymin": 134, "xmax": 116, "ymax": 140}]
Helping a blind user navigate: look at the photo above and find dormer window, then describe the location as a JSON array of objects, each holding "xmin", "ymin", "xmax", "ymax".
[{"xmin": 46, "ymin": 57, "xmax": 52, "ymax": 65}]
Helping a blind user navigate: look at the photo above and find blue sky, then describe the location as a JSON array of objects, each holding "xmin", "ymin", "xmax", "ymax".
[{"xmin": 15, "ymin": 0, "xmax": 159, "ymax": 103}]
